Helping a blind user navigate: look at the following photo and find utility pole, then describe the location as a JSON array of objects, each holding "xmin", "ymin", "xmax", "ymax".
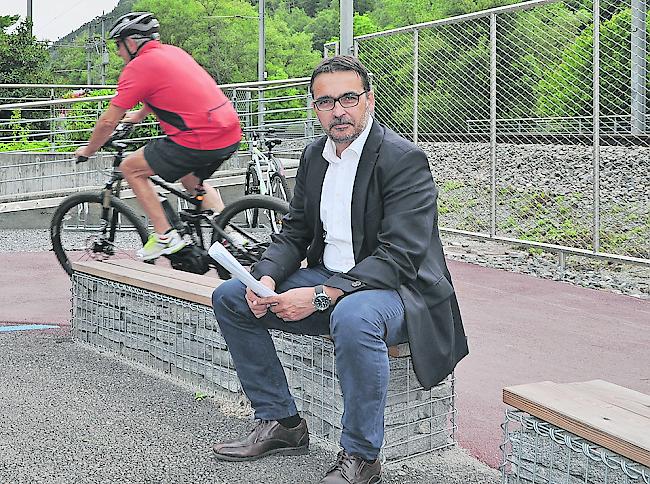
[
  {"xmin": 258, "ymin": 0, "xmax": 266, "ymax": 83},
  {"xmin": 100, "ymin": 15, "xmax": 108, "ymax": 85},
  {"xmin": 87, "ymin": 24, "xmax": 93, "ymax": 85},
  {"xmin": 340, "ymin": 0, "xmax": 353, "ymax": 56},
  {"xmin": 631, "ymin": 0, "xmax": 646, "ymax": 134},
  {"xmin": 26, "ymin": 0, "xmax": 33, "ymax": 36},
  {"xmin": 258, "ymin": 0, "xmax": 266, "ymax": 129}
]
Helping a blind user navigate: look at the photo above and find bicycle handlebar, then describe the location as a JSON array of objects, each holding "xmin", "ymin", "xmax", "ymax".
[
  {"xmin": 76, "ymin": 122, "xmax": 136, "ymax": 163},
  {"xmin": 107, "ymin": 122, "xmax": 135, "ymax": 143},
  {"xmin": 244, "ymin": 127, "xmax": 276, "ymax": 139}
]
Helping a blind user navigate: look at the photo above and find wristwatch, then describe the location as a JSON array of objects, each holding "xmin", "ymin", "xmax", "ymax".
[{"xmin": 313, "ymin": 285, "xmax": 332, "ymax": 312}]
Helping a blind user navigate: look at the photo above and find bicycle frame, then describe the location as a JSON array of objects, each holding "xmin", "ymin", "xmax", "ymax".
[
  {"xmin": 248, "ymin": 134, "xmax": 285, "ymax": 197},
  {"xmin": 102, "ymin": 144, "xmax": 271, "ymax": 262}
]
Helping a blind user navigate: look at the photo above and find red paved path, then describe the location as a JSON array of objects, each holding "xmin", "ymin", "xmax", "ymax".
[{"xmin": 1, "ymin": 251, "xmax": 648, "ymax": 468}]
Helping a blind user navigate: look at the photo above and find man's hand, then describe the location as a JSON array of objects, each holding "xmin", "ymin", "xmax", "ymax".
[
  {"xmin": 245, "ymin": 276, "xmax": 276, "ymax": 318},
  {"xmin": 74, "ymin": 145, "xmax": 93, "ymax": 160},
  {"xmin": 259, "ymin": 287, "xmax": 316, "ymax": 322},
  {"xmin": 122, "ymin": 110, "xmax": 145, "ymax": 124}
]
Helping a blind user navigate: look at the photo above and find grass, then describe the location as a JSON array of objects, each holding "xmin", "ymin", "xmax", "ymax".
[{"xmin": 437, "ymin": 180, "xmax": 649, "ymax": 259}]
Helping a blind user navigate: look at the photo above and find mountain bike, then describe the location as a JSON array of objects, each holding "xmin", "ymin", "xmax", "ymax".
[
  {"xmin": 50, "ymin": 123, "xmax": 289, "ymax": 278},
  {"xmin": 244, "ymin": 128, "xmax": 293, "ymax": 228}
]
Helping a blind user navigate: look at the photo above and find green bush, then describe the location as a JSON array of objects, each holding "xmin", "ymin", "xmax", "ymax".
[{"xmin": 537, "ymin": 8, "xmax": 648, "ymax": 118}]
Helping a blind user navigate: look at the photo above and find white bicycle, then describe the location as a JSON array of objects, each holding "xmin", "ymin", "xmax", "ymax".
[{"xmin": 244, "ymin": 128, "xmax": 293, "ymax": 229}]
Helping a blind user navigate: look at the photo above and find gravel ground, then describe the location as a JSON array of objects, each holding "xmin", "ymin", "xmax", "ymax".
[
  {"xmin": 442, "ymin": 233, "xmax": 649, "ymax": 300},
  {"xmin": 2, "ymin": 228, "xmax": 647, "ymax": 300},
  {"xmin": 0, "ymin": 331, "xmax": 499, "ymax": 484}
]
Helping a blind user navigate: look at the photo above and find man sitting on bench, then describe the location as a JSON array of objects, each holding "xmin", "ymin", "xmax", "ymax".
[{"xmin": 211, "ymin": 56, "xmax": 469, "ymax": 484}]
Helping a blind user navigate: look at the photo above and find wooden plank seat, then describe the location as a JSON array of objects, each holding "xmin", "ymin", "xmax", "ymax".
[
  {"xmin": 501, "ymin": 380, "xmax": 650, "ymax": 483},
  {"xmin": 70, "ymin": 259, "xmax": 453, "ymax": 463},
  {"xmin": 72, "ymin": 259, "xmax": 410, "ymax": 357}
]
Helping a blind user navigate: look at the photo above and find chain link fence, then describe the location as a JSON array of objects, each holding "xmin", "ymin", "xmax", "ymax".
[{"xmin": 328, "ymin": 0, "xmax": 649, "ymax": 264}]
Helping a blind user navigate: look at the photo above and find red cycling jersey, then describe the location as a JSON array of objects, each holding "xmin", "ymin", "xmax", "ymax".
[{"xmin": 111, "ymin": 41, "xmax": 242, "ymax": 150}]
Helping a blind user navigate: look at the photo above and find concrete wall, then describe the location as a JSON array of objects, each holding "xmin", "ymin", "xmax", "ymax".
[{"xmin": 0, "ymin": 152, "xmax": 249, "ymax": 200}]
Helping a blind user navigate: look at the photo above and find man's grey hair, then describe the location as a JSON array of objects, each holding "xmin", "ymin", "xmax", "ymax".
[{"xmin": 310, "ymin": 56, "xmax": 372, "ymax": 93}]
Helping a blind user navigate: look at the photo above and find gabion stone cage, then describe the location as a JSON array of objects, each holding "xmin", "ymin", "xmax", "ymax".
[
  {"xmin": 71, "ymin": 272, "xmax": 456, "ymax": 464},
  {"xmin": 501, "ymin": 409, "xmax": 650, "ymax": 484}
]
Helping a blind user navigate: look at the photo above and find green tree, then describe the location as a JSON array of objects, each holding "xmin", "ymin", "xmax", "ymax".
[
  {"xmin": 369, "ymin": 0, "xmax": 519, "ymax": 30},
  {"xmin": 0, "ymin": 16, "xmax": 50, "ymax": 84},
  {"xmin": 305, "ymin": 6, "xmax": 340, "ymax": 53},
  {"xmin": 495, "ymin": 3, "xmax": 591, "ymax": 119},
  {"xmin": 134, "ymin": 0, "xmax": 318, "ymax": 83},
  {"xmin": 49, "ymin": 34, "xmax": 124, "ymax": 85},
  {"xmin": 537, "ymin": 8, "xmax": 645, "ymax": 118},
  {"xmin": 0, "ymin": 15, "xmax": 52, "ymax": 135}
]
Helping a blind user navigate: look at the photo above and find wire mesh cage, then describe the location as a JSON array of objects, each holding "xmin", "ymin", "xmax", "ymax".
[
  {"xmin": 71, "ymin": 272, "xmax": 456, "ymax": 463},
  {"xmin": 501, "ymin": 409, "xmax": 650, "ymax": 484}
]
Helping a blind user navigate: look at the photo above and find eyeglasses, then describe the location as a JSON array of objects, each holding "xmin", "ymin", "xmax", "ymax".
[
  {"xmin": 114, "ymin": 39, "xmax": 122, "ymax": 49},
  {"xmin": 313, "ymin": 90, "xmax": 368, "ymax": 111}
]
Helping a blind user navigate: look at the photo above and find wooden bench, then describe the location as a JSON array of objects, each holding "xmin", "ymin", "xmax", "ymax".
[
  {"xmin": 501, "ymin": 380, "xmax": 650, "ymax": 483},
  {"xmin": 71, "ymin": 259, "xmax": 454, "ymax": 463}
]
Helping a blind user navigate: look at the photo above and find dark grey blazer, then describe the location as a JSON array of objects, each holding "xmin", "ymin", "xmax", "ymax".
[{"xmin": 251, "ymin": 121, "xmax": 468, "ymax": 389}]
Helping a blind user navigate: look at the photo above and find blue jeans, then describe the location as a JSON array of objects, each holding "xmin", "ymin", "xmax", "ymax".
[{"xmin": 212, "ymin": 266, "xmax": 408, "ymax": 461}]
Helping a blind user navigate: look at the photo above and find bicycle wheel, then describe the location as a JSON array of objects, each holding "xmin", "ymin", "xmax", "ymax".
[
  {"xmin": 211, "ymin": 194, "xmax": 289, "ymax": 271},
  {"xmin": 50, "ymin": 192, "xmax": 149, "ymax": 276},
  {"xmin": 244, "ymin": 166, "xmax": 260, "ymax": 228},
  {"xmin": 270, "ymin": 172, "xmax": 292, "ymax": 204}
]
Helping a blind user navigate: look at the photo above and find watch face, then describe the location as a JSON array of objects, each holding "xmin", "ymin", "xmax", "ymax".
[{"xmin": 313, "ymin": 293, "xmax": 331, "ymax": 311}]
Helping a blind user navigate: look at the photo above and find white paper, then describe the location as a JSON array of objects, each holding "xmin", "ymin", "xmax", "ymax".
[{"xmin": 208, "ymin": 241, "xmax": 278, "ymax": 297}]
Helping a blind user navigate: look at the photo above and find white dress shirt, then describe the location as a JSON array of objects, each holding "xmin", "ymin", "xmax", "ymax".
[{"xmin": 320, "ymin": 117, "xmax": 374, "ymax": 273}]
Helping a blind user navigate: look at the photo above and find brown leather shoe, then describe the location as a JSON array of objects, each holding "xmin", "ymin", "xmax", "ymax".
[
  {"xmin": 213, "ymin": 419, "xmax": 309, "ymax": 462},
  {"xmin": 318, "ymin": 450, "xmax": 382, "ymax": 483}
]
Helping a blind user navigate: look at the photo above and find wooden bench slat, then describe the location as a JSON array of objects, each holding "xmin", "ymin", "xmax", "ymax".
[
  {"xmin": 503, "ymin": 381, "xmax": 650, "ymax": 467},
  {"xmin": 568, "ymin": 380, "xmax": 650, "ymax": 420},
  {"xmin": 104, "ymin": 259, "xmax": 222, "ymax": 289},
  {"xmin": 72, "ymin": 260, "xmax": 214, "ymax": 306}
]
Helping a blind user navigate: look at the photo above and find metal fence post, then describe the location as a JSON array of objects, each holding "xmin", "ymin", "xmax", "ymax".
[
  {"xmin": 258, "ymin": 86, "xmax": 265, "ymax": 131},
  {"xmin": 413, "ymin": 29, "xmax": 419, "ymax": 144},
  {"xmin": 50, "ymin": 88, "xmax": 55, "ymax": 150},
  {"xmin": 631, "ymin": 0, "xmax": 647, "ymax": 134},
  {"xmin": 306, "ymin": 86, "xmax": 315, "ymax": 140},
  {"xmin": 490, "ymin": 13, "xmax": 497, "ymax": 238},
  {"xmin": 592, "ymin": 0, "xmax": 601, "ymax": 253},
  {"xmin": 244, "ymin": 90, "xmax": 251, "ymax": 132}
]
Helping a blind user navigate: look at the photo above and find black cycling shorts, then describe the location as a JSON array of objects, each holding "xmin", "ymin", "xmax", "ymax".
[{"xmin": 144, "ymin": 137, "xmax": 240, "ymax": 182}]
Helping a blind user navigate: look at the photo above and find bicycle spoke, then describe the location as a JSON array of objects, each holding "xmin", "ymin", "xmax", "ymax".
[{"xmin": 51, "ymin": 192, "xmax": 149, "ymax": 275}]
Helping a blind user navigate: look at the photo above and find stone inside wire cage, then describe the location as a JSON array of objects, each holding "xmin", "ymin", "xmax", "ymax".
[
  {"xmin": 71, "ymin": 272, "xmax": 456, "ymax": 464},
  {"xmin": 500, "ymin": 409, "xmax": 650, "ymax": 484}
]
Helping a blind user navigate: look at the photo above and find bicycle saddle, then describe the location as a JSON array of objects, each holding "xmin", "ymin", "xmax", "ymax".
[{"xmin": 265, "ymin": 138, "xmax": 282, "ymax": 149}]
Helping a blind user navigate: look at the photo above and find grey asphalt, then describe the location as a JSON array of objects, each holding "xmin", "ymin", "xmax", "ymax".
[
  {"xmin": 0, "ymin": 330, "xmax": 498, "ymax": 484},
  {"xmin": 1, "ymin": 249, "xmax": 649, "ymax": 482}
]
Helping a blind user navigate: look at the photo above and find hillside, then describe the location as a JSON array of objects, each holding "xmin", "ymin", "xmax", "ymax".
[{"xmin": 54, "ymin": 0, "xmax": 136, "ymax": 47}]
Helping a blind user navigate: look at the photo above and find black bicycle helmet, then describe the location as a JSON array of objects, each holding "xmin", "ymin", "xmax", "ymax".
[{"xmin": 109, "ymin": 12, "xmax": 160, "ymax": 40}]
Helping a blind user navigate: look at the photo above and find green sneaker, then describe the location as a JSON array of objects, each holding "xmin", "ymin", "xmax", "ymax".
[{"xmin": 136, "ymin": 229, "xmax": 188, "ymax": 261}]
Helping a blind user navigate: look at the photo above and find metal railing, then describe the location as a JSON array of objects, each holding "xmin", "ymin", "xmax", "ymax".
[
  {"xmin": 0, "ymin": 78, "xmax": 321, "ymax": 199},
  {"xmin": 325, "ymin": 0, "xmax": 650, "ymax": 266}
]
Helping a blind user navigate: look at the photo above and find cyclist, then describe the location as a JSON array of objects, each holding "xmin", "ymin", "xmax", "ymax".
[{"xmin": 75, "ymin": 12, "xmax": 243, "ymax": 261}]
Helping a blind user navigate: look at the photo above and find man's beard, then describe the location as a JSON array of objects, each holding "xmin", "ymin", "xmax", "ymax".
[{"xmin": 326, "ymin": 108, "xmax": 371, "ymax": 144}]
